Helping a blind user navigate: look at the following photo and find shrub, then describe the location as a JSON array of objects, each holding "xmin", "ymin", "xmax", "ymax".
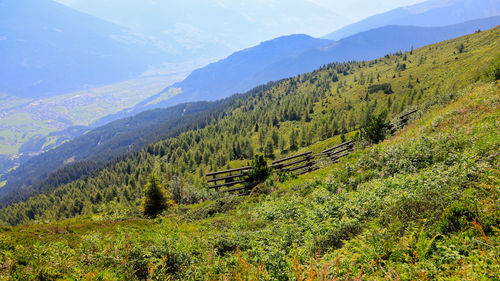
[
  {"xmin": 485, "ymin": 55, "xmax": 500, "ymax": 81},
  {"xmin": 439, "ymin": 200, "xmax": 478, "ymax": 234},
  {"xmin": 187, "ymin": 196, "xmax": 240, "ymax": 220},
  {"xmin": 368, "ymin": 83, "xmax": 393, "ymax": 94}
]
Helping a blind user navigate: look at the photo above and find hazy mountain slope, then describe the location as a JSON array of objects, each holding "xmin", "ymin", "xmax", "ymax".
[
  {"xmin": 104, "ymin": 35, "xmax": 331, "ymax": 119},
  {"xmin": 53, "ymin": 0, "xmax": 347, "ymax": 60},
  {"xmin": 126, "ymin": 17, "xmax": 499, "ymax": 115},
  {"xmin": 0, "ymin": 0, "xmax": 169, "ymax": 98},
  {"xmin": 260, "ymin": 17, "xmax": 500, "ymax": 82},
  {"xmin": 324, "ymin": 0, "xmax": 500, "ymax": 40}
]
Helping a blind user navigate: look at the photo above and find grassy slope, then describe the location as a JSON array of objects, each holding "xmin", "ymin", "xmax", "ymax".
[{"xmin": 0, "ymin": 83, "xmax": 498, "ymax": 279}]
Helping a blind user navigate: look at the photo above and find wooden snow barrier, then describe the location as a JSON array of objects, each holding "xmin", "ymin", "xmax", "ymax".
[
  {"xmin": 206, "ymin": 109, "xmax": 419, "ymax": 194},
  {"xmin": 319, "ymin": 140, "xmax": 354, "ymax": 163},
  {"xmin": 387, "ymin": 109, "xmax": 418, "ymax": 134},
  {"xmin": 271, "ymin": 151, "xmax": 317, "ymax": 175},
  {"xmin": 205, "ymin": 166, "xmax": 255, "ymax": 193}
]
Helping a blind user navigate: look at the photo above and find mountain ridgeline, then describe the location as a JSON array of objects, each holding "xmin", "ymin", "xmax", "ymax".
[
  {"xmin": 125, "ymin": 16, "xmax": 500, "ymax": 116},
  {"xmin": 0, "ymin": 25, "xmax": 498, "ymax": 226},
  {"xmin": 324, "ymin": 0, "xmax": 500, "ymax": 40}
]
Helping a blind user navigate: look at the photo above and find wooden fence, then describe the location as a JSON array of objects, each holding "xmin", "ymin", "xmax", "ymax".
[
  {"xmin": 206, "ymin": 166, "xmax": 253, "ymax": 193},
  {"xmin": 319, "ymin": 140, "xmax": 354, "ymax": 163},
  {"xmin": 387, "ymin": 109, "xmax": 417, "ymax": 134},
  {"xmin": 271, "ymin": 151, "xmax": 317, "ymax": 175},
  {"xmin": 206, "ymin": 109, "xmax": 418, "ymax": 194}
]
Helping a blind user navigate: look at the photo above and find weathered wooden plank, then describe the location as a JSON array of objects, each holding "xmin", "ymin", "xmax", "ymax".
[
  {"xmin": 322, "ymin": 141, "xmax": 354, "ymax": 153},
  {"xmin": 277, "ymin": 156, "xmax": 313, "ymax": 169},
  {"xmin": 209, "ymin": 179, "xmax": 247, "ymax": 189},
  {"xmin": 222, "ymin": 184, "xmax": 257, "ymax": 193},
  {"xmin": 297, "ymin": 166, "xmax": 318, "ymax": 175},
  {"xmin": 329, "ymin": 152, "xmax": 350, "ymax": 161},
  {"xmin": 206, "ymin": 166, "xmax": 252, "ymax": 177},
  {"xmin": 324, "ymin": 146, "xmax": 352, "ymax": 157},
  {"xmin": 270, "ymin": 163, "xmax": 284, "ymax": 169},
  {"xmin": 288, "ymin": 161, "xmax": 315, "ymax": 172},
  {"xmin": 399, "ymin": 109, "xmax": 417, "ymax": 119},
  {"xmin": 272, "ymin": 151, "xmax": 312, "ymax": 164},
  {"xmin": 207, "ymin": 173, "xmax": 246, "ymax": 183}
]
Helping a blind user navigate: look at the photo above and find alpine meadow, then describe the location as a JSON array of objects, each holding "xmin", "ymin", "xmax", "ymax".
[{"xmin": 0, "ymin": 14, "xmax": 498, "ymax": 280}]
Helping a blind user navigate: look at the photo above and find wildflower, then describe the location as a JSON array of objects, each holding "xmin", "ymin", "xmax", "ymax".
[
  {"xmin": 381, "ymin": 172, "xmax": 385, "ymax": 178},
  {"xmin": 337, "ymin": 187, "xmax": 342, "ymax": 193},
  {"xmin": 357, "ymin": 169, "xmax": 362, "ymax": 173},
  {"xmin": 448, "ymin": 135, "xmax": 453, "ymax": 140},
  {"xmin": 466, "ymin": 127, "xmax": 471, "ymax": 134}
]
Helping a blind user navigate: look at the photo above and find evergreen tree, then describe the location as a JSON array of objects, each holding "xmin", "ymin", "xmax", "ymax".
[
  {"xmin": 143, "ymin": 174, "xmax": 170, "ymax": 217},
  {"xmin": 360, "ymin": 110, "xmax": 388, "ymax": 144},
  {"xmin": 247, "ymin": 155, "xmax": 271, "ymax": 183}
]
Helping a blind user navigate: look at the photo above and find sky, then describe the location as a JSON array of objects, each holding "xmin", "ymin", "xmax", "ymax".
[
  {"xmin": 306, "ymin": 0, "xmax": 428, "ymax": 21},
  {"xmin": 54, "ymin": 0, "xmax": 429, "ymax": 26}
]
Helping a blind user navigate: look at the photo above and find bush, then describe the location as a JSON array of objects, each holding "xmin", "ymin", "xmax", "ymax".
[
  {"xmin": 485, "ymin": 55, "xmax": 500, "ymax": 81},
  {"xmin": 368, "ymin": 83, "xmax": 393, "ymax": 94},
  {"xmin": 187, "ymin": 196, "xmax": 240, "ymax": 220},
  {"xmin": 439, "ymin": 200, "xmax": 478, "ymax": 234}
]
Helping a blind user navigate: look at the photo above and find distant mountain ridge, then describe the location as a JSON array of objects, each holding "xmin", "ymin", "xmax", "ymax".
[
  {"xmin": 121, "ymin": 16, "xmax": 500, "ymax": 117},
  {"xmin": 260, "ymin": 16, "xmax": 500, "ymax": 82},
  {"xmin": 0, "ymin": 0, "xmax": 169, "ymax": 98},
  {"xmin": 324, "ymin": 0, "xmax": 500, "ymax": 40},
  {"xmin": 97, "ymin": 34, "xmax": 331, "ymax": 121}
]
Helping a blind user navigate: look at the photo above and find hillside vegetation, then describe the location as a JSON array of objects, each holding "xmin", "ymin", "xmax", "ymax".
[
  {"xmin": 0, "ymin": 26, "xmax": 498, "ymax": 227},
  {"xmin": 0, "ymin": 66, "xmax": 498, "ymax": 280}
]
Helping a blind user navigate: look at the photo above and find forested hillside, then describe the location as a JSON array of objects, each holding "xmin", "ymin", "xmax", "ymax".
[
  {"xmin": 0, "ymin": 26, "xmax": 498, "ymax": 228},
  {"xmin": 0, "ymin": 35, "xmax": 498, "ymax": 280}
]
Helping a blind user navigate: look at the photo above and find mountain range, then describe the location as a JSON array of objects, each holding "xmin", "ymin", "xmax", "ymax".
[
  {"xmin": 324, "ymin": 0, "xmax": 500, "ymax": 40},
  {"xmin": 120, "ymin": 16, "xmax": 500, "ymax": 117}
]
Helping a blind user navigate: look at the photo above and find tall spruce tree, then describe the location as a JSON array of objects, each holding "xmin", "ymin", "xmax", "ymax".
[{"xmin": 143, "ymin": 174, "xmax": 169, "ymax": 217}]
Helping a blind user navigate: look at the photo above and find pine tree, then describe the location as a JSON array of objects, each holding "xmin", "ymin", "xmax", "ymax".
[{"xmin": 143, "ymin": 174, "xmax": 170, "ymax": 217}]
